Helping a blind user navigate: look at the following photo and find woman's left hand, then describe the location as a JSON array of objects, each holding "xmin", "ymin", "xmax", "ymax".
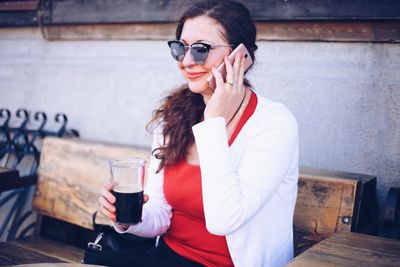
[{"xmin": 204, "ymin": 52, "xmax": 246, "ymax": 123}]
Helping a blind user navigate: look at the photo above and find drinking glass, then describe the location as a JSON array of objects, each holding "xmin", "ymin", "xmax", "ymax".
[{"xmin": 109, "ymin": 157, "xmax": 146, "ymax": 226}]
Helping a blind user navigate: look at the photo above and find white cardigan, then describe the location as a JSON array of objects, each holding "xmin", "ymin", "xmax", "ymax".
[{"xmin": 115, "ymin": 92, "xmax": 299, "ymax": 267}]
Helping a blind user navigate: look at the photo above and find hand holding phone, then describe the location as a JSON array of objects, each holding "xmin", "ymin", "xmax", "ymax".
[{"xmin": 207, "ymin": 43, "xmax": 253, "ymax": 90}]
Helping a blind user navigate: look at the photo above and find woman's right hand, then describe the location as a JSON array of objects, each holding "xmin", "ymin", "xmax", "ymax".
[
  {"xmin": 99, "ymin": 180, "xmax": 117, "ymax": 222},
  {"xmin": 98, "ymin": 180, "xmax": 150, "ymax": 223},
  {"xmin": 204, "ymin": 53, "xmax": 246, "ymax": 123}
]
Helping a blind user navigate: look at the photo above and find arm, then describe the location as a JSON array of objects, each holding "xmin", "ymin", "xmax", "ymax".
[
  {"xmin": 192, "ymin": 106, "xmax": 298, "ymax": 235},
  {"xmin": 114, "ymin": 129, "xmax": 172, "ymax": 237}
]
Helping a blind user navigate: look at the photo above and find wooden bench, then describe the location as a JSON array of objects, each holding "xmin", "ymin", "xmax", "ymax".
[
  {"xmin": 293, "ymin": 167, "xmax": 378, "ymax": 254},
  {"xmin": 0, "ymin": 137, "xmax": 150, "ymax": 265},
  {"xmin": 0, "ymin": 137, "xmax": 378, "ymax": 265}
]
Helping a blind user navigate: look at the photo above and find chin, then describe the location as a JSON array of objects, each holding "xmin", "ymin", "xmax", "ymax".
[{"xmin": 187, "ymin": 80, "xmax": 212, "ymax": 95}]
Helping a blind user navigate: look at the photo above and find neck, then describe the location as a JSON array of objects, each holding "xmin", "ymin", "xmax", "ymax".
[
  {"xmin": 201, "ymin": 86, "xmax": 216, "ymax": 104},
  {"xmin": 202, "ymin": 93, "xmax": 212, "ymax": 104}
]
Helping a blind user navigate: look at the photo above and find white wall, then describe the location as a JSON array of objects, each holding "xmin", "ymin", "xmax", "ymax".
[{"xmin": 1, "ymin": 28, "xmax": 399, "ymax": 214}]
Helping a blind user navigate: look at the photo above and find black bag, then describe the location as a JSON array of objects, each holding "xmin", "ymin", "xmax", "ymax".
[{"xmin": 83, "ymin": 212, "xmax": 156, "ymax": 266}]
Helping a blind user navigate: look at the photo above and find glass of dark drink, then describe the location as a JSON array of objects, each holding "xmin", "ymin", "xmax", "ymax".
[{"xmin": 109, "ymin": 157, "xmax": 146, "ymax": 226}]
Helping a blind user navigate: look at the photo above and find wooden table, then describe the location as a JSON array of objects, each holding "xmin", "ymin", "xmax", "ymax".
[{"xmin": 287, "ymin": 231, "xmax": 400, "ymax": 267}]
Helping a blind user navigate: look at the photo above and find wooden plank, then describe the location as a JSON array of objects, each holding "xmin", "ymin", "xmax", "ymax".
[
  {"xmin": 0, "ymin": 11, "xmax": 38, "ymax": 27},
  {"xmin": 0, "ymin": 167, "xmax": 21, "ymax": 192},
  {"xmin": 298, "ymin": 168, "xmax": 378, "ymax": 235},
  {"xmin": 299, "ymin": 167, "xmax": 377, "ymax": 182},
  {"xmin": 0, "ymin": 242, "xmax": 64, "ymax": 265},
  {"xmin": 0, "ymin": 167, "xmax": 18, "ymax": 176},
  {"xmin": 246, "ymin": 0, "xmax": 400, "ymax": 20},
  {"xmin": 2, "ymin": 0, "xmax": 400, "ymax": 29},
  {"xmin": 294, "ymin": 172, "xmax": 358, "ymax": 236},
  {"xmin": 288, "ymin": 232, "xmax": 400, "ymax": 267},
  {"xmin": 293, "ymin": 167, "xmax": 377, "ymax": 255},
  {"xmin": 32, "ymin": 137, "xmax": 151, "ymax": 230},
  {"xmin": 257, "ymin": 21, "xmax": 400, "ymax": 43},
  {"xmin": 41, "ymin": 0, "xmax": 186, "ymax": 24},
  {"xmin": 10, "ymin": 236, "xmax": 84, "ymax": 263},
  {"xmin": 37, "ymin": 21, "xmax": 400, "ymax": 43},
  {"xmin": 41, "ymin": 23, "xmax": 177, "ymax": 41},
  {"xmin": 41, "ymin": 0, "xmax": 400, "ymax": 25},
  {"xmin": 0, "ymin": 1, "xmax": 39, "ymax": 11},
  {"xmin": 0, "ymin": 173, "xmax": 37, "ymax": 193}
]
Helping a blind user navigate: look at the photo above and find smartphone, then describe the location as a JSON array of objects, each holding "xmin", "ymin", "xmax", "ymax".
[{"xmin": 207, "ymin": 43, "xmax": 253, "ymax": 90}]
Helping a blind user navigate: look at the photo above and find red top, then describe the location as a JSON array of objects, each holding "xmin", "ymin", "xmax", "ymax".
[{"xmin": 163, "ymin": 91, "xmax": 257, "ymax": 266}]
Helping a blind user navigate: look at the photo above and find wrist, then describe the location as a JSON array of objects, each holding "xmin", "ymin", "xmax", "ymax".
[{"xmin": 113, "ymin": 222, "xmax": 130, "ymax": 233}]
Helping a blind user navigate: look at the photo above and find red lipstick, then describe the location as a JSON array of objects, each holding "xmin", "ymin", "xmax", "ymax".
[{"xmin": 186, "ymin": 71, "xmax": 207, "ymax": 80}]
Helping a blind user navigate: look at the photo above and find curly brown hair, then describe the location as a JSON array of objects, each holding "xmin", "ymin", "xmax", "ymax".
[
  {"xmin": 147, "ymin": 0, "xmax": 257, "ymax": 172},
  {"xmin": 147, "ymin": 85, "xmax": 205, "ymax": 172}
]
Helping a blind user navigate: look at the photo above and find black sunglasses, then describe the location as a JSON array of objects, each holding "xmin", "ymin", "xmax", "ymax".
[{"xmin": 167, "ymin": 40, "xmax": 233, "ymax": 64}]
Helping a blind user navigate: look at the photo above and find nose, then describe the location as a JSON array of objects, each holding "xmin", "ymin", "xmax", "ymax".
[{"xmin": 182, "ymin": 48, "xmax": 196, "ymax": 67}]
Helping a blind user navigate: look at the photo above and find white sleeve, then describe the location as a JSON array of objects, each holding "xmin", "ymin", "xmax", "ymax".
[
  {"xmin": 192, "ymin": 107, "xmax": 298, "ymax": 236},
  {"xmin": 114, "ymin": 128, "xmax": 172, "ymax": 237}
]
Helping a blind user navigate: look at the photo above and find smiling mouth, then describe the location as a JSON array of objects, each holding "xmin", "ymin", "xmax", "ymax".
[{"xmin": 187, "ymin": 72, "xmax": 208, "ymax": 80}]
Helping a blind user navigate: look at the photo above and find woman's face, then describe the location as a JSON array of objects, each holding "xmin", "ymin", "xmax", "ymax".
[{"xmin": 178, "ymin": 15, "xmax": 231, "ymax": 98}]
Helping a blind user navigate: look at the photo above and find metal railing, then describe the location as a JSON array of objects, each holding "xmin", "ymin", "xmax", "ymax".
[{"xmin": 0, "ymin": 108, "xmax": 79, "ymax": 241}]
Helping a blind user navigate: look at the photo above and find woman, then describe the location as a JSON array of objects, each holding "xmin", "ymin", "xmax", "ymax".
[{"xmin": 99, "ymin": 1, "xmax": 298, "ymax": 266}]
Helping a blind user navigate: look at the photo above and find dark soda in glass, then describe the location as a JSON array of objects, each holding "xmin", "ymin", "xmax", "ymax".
[{"xmin": 112, "ymin": 185, "xmax": 143, "ymax": 225}]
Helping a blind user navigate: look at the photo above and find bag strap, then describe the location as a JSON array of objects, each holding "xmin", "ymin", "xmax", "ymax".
[
  {"xmin": 92, "ymin": 211, "xmax": 101, "ymax": 232},
  {"xmin": 92, "ymin": 210, "xmax": 114, "ymax": 233}
]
